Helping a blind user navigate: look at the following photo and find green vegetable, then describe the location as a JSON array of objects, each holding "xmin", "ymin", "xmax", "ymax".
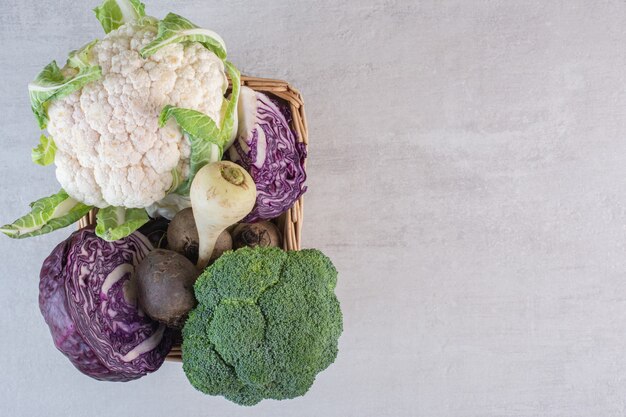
[
  {"xmin": 0, "ymin": 190, "xmax": 92, "ymax": 239},
  {"xmin": 95, "ymin": 206, "xmax": 150, "ymax": 241},
  {"xmin": 182, "ymin": 247, "xmax": 343, "ymax": 406},
  {"xmin": 140, "ymin": 13, "xmax": 227, "ymax": 60},
  {"xmin": 28, "ymin": 61, "xmax": 101, "ymax": 129},
  {"xmin": 31, "ymin": 135, "xmax": 57, "ymax": 166},
  {"xmin": 94, "ymin": 0, "xmax": 146, "ymax": 33}
]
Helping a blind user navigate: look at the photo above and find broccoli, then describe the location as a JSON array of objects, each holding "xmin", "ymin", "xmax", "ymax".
[{"xmin": 182, "ymin": 247, "xmax": 343, "ymax": 406}]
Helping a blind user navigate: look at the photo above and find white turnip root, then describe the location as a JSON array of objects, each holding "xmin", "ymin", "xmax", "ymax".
[{"xmin": 190, "ymin": 161, "xmax": 256, "ymax": 269}]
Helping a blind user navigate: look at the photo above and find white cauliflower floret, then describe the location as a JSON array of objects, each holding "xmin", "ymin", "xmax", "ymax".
[{"xmin": 47, "ymin": 22, "xmax": 227, "ymax": 208}]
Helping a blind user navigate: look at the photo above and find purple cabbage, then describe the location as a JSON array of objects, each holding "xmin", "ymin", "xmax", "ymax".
[
  {"xmin": 39, "ymin": 228, "xmax": 172, "ymax": 382},
  {"xmin": 228, "ymin": 88, "xmax": 307, "ymax": 223}
]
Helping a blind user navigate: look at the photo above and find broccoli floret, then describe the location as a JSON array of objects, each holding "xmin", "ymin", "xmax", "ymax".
[{"xmin": 182, "ymin": 247, "xmax": 343, "ymax": 406}]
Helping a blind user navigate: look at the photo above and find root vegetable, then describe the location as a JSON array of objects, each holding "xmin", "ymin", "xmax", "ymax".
[
  {"xmin": 138, "ymin": 217, "xmax": 170, "ymax": 249},
  {"xmin": 232, "ymin": 222, "xmax": 281, "ymax": 249},
  {"xmin": 210, "ymin": 229, "xmax": 233, "ymax": 262},
  {"xmin": 190, "ymin": 161, "xmax": 256, "ymax": 269},
  {"xmin": 168, "ymin": 207, "xmax": 233, "ymax": 264},
  {"xmin": 136, "ymin": 249, "xmax": 200, "ymax": 328},
  {"xmin": 167, "ymin": 208, "xmax": 199, "ymax": 263}
]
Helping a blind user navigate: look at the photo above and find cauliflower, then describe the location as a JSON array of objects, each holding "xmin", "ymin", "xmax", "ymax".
[
  {"xmin": 47, "ymin": 22, "xmax": 228, "ymax": 208},
  {"xmin": 3, "ymin": 2, "xmax": 241, "ymax": 241}
]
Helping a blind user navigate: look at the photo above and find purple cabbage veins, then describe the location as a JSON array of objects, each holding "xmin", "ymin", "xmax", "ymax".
[
  {"xmin": 39, "ymin": 228, "xmax": 171, "ymax": 381},
  {"xmin": 228, "ymin": 87, "xmax": 307, "ymax": 222}
]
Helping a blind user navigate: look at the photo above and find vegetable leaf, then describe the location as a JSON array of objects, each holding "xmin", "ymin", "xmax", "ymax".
[
  {"xmin": 29, "ymin": 61, "xmax": 102, "ymax": 129},
  {"xmin": 94, "ymin": 0, "xmax": 146, "ymax": 34},
  {"xmin": 0, "ymin": 190, "xmax": 92, "ymax": 239},
  {"xmin": 31, "ymin": 135, "xmax": 57, "ymax": 166},
  {"xmin": 67, "ymin": 40, "xmax": 98, "ymax": 70},
  {"xmin": 95, "ymin": 207, "xmax": 150, "ymax": 241},
  {"xmin": 168, "ymin": 168, "xmax": 183, "ymax": 193},
  {"xmin": 159, "ymin": 106, "xmax": 223, "ymax": 195},
  {"xmin": 220, "ymin": 61, "xmax": 241, "ymax": 145},
  {"xmin": 140, "ymin": 13, "xmax": 226, "ymax": 59}
]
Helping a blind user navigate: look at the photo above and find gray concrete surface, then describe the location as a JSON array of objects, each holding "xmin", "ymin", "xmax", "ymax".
[{"xmin": 2, "ymin": 0, "xmax": 626, "ymax": 416}]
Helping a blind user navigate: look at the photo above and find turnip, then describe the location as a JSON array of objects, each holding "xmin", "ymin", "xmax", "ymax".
[{"xmin": 190, "ymin": 161, "xmax": 256, "ymax": 269}]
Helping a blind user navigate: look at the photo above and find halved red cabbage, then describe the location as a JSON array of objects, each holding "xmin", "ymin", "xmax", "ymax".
[
  {"xmin": 228, "ymin": 87, "xmax": 307, "ymax": 223},
  {"xmin": 39, "ymin": 228, "xmax": 172, "ymax": 381}
]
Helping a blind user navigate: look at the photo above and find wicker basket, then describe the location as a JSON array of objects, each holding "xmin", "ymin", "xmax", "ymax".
[{"xmin": 77, "ymin": 76, "xmax": 308, "ymax": 362}]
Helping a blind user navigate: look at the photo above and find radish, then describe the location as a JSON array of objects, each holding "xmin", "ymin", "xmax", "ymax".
[{"xmin": 190, "ymin": 161, "xmax": 256, "ymax": 269}]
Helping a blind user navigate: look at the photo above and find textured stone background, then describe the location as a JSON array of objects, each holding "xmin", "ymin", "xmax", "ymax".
[{"xmin": 2, "ymin": 0, "xmax": 626, "ymax": 416}]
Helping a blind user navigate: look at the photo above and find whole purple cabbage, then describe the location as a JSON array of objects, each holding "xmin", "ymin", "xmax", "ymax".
[
  {"xmin": 39, "ymin": 228, "xmax": 172, "ymax": 382},
  {"xmin": 228, "ymin": 87, "xmax": 307, "ymax": 223}
]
